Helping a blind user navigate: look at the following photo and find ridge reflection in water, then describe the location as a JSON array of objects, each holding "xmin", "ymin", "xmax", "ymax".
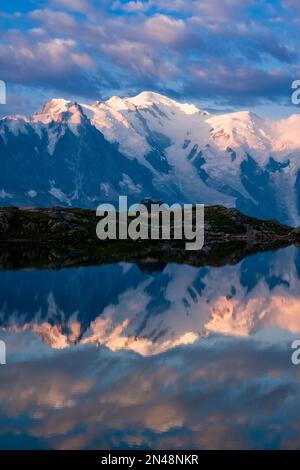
[{"xmin": 0, "ymin": 246, "xmax": 300, "ymax": 449}]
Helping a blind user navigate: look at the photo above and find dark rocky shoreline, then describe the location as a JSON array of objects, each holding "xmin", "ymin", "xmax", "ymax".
[{"xmin": 0, "ymin": 205, "xmax": 299, "ymax": 270}]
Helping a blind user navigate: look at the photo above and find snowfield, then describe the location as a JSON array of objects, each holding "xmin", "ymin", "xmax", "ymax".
[{"xmin": 1, "ymin": 91, "xmax": 300, "ymax": 225}]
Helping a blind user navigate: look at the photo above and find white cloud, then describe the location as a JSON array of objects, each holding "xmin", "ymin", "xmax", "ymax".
[
  {"xmin": 102, "ymin": 39, "xmax": 178, "ymax": 79},
  {"xmin": 145, "ymin": 14, "xmax": 186, "ymax": 44}
]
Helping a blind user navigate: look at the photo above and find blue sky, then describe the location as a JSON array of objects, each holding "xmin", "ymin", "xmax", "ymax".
[{"xmin": 0, "ymin": 0, "xmax": 300, "ymax": 117}]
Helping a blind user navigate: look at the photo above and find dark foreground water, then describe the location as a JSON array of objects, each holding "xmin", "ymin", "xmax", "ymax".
[{"xmin": 1, "ymin": 246, "xmax": 300, "ymax": 449}]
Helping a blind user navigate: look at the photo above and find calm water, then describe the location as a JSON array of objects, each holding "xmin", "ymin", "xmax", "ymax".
[{"xmin": 1, "ymin": 246, "xmax": 300, "ymax": 449}]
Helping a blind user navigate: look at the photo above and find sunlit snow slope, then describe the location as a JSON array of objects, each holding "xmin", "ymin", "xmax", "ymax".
[{"xmin": 1, "ymin": 91, "xmax": 300, "ymax": 224}]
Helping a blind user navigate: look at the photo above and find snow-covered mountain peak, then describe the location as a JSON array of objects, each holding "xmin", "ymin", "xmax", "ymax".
[
  {"xmin": 31, "ymin": 99, "xmax": 88, "ymax": 155},
  {"xmin": 127, "ymin": 91, "xmax": 202, "ymax": 116},
  {"xmin": 2, "ymin": 91, "xmax": 300, "ymax": 225},
  {"xmin": 34, "ymin": 98, "xmax": 71, "ymax": 122},
  {"xmin": 102, "ymin": 95, "xmax": 127, "ymax": 111},
  {"xmin": 207, "ymin": 110, "xmax": 274, "ymax": 153},
  {"xmin": 130, "ymin": 90, "xmax": 172, "ymax": 104},
  {"xmin": 97, "ymin": 91, "xmax": 204, "ymax": 117},
  {"xmin": 33, "ymin": 98, "xmax": 85, "ymax": 126},
  {"xmin": 79, "ymin": 92, "xmax": 300, "ymax": 160}
]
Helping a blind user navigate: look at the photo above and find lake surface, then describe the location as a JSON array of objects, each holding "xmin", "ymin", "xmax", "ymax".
[{"xmin": 1, "ymin": 246, "xmax": 300, "ymax": 449}]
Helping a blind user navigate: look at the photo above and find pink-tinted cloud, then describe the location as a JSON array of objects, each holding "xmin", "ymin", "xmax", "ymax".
[
  {"xmin": 102, "ymin": 39, "xmax": 178, "ymax": 80},
  {"xmin": 50, "ymin": 0, "xmax": 93, "ymax": 13}
]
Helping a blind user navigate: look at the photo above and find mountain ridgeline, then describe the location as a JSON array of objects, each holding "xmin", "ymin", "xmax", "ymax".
[{"xmin": 1, "ymin": 92, "xmax": 300, "ymax": 225}]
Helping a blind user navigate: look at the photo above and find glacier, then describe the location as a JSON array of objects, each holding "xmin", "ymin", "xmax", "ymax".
[{"xmin": 1, "ymin": 91, "xmax": 300, "ymax": 225}]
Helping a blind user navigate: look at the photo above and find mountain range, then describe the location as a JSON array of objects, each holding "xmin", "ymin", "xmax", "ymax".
[
  {"xmin": 0, "ymin": 246, "xmax": 299, "ymax": 354},
  {"xmin": 1, "ymin": 91, "xmax": 300, "ymax": 225}
]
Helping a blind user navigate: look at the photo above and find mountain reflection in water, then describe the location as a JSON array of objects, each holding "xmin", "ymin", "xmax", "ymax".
[{"xmin": 0, "ymin": 246, "xmax": 300, "ymax": 449}]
